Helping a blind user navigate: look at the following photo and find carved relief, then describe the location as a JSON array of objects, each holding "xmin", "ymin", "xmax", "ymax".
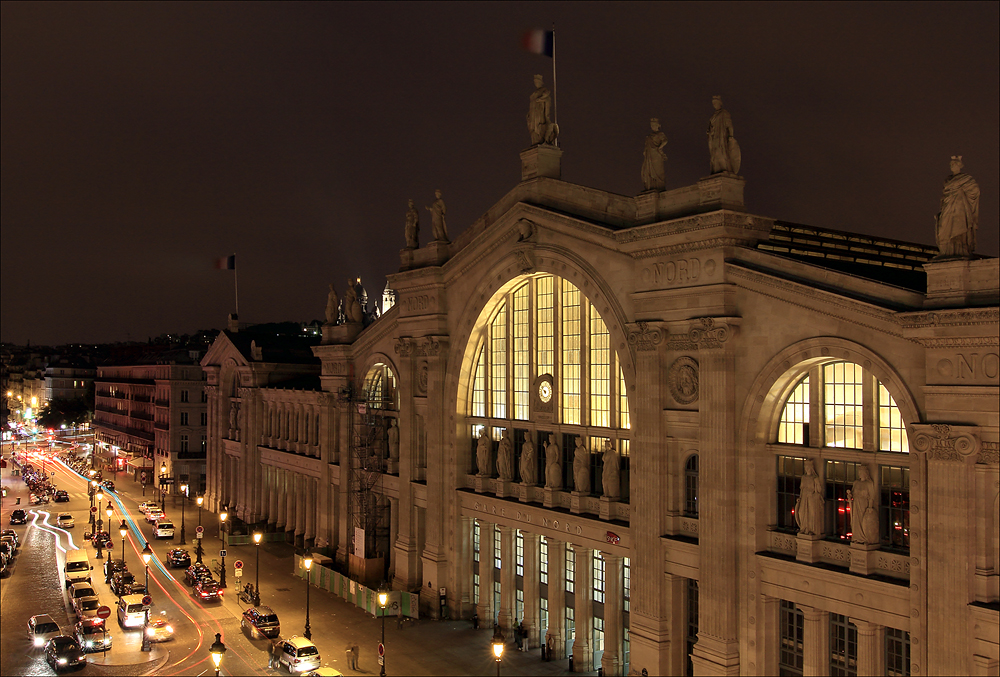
[
  {"xmin": 394, "ymin": 338, "xmax": 414, "ymax": 358},
  {"xmin": 689, "ymin": 317, "xmax": 734, "ymax": 349},
  {"xmin": 911, "ymin": 424, "xmax": 980, "ymax": 462},
  {"xmin": 416, "ymin": 361, "xmax": 429, "ymax": 396},
  {"xmin": 667, "ymin": 356, "xmax": 699, "ymax": 405},
  {"xmin": 976, "ymin": 441, "xmax": 999, "ymax": 465},
  {"xmin": 514, "ymin": 249, "xmax": 535, "ymax": 274},
  {"xmin": 418, "ymin": 337, "xmax": 441, "ymax": 357},
  {"xmin": 516, "ymin": 219, "xmax": 535, "ymax": 242},
  {"xmin": 627, "ymin": 321, "xmax": 665, "ymax": 352},
  {"xmin": 640, "ymin": 256, "xmax": 718, "ymax": 288},
  {"xmin": 934, "ymin": 352, "xmax": 999, "ymax": 383}
]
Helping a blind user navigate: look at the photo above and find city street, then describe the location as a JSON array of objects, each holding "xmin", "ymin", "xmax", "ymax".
[{"xmin": 1, "ymin": 444, "xmax": 585, "ymax": 676}]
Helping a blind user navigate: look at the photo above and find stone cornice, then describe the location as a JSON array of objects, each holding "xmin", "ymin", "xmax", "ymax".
[
  {"xmin": 615, "ymin": 211, "xmax": 771, "ymax": 246},
  {"xmin": 914, "ymin": 336, "xmax": 1000, "ymax": 349},
  {"xmin": 897, "ymin": 307, "xmax": 999, "ymax": 329}
]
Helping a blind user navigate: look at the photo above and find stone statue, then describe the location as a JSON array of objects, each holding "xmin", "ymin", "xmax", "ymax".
[
  {"xmin": 527, "ymin": 74, "xmax": 558, "ymax": 146},
  {"xmin": 848, "ymin": 465, "xmax": 880, "ymax": 545},
  {"xmin": 404, "ymin": 199, "xmax": 420, "ymax": 249},
  {"xmin": 573, "ymin": 436, "xmax": 590, "ymax": 494},
  {"xmin": 497, "ymin": 429, "xmax": 514, "ymax": 481},
  {"xmin": 476, "ymin": 428, "xmax": 493, "ymax": 476},
  {"xmin": 707, "ymin": 96, "xmax": 741, "ymax": 174},
  {"xmin": 425, "ymin": 190, "xmax": 449, "ymax": 243},
  {"xmin": 387, "ymin": 419, "xmax": 399, "ymax": 461},
  {"xmin": 794, "ymin": 460, "xmax": 824, "ymax": 536},
  {"xmin": 344, "ymin": 280, "xmax": 364, "ymax": 324},
  {"xmin": 641, "ymin": 117, "xmax": 668, "ymax": 191},
  {"xmin": 601, "ymin": 440, "xmax": 620, "ymax": 500},
  {"xmin": 519, "ymin": 432, "xmax": 537, "ymax": 485},
  {"xmin": 324, "ymin": 283, "xmax": 340, "ymax": 325},
  {"xmin": 228, "ymin": 402, "xmax": 237, "ymax": 437},
  {"xmin": 935, "ymin": 155, "xmax": 980, "ymax": 258},
  {"xmin": 544, "ymin": 434, "xmax": 561, "ymax": 489}
]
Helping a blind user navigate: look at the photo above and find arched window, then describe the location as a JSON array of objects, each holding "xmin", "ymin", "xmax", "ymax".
[
  {"xmin": 684, "ymin": 454, "xmax": 699, "ymax": 517},
  {"xmin": 363, "ymin": 363, "xmax": 398, "ymax": 411},
  {"xmin": 466, "ymin": 274, "xmax": 630, "ymax": 499}
]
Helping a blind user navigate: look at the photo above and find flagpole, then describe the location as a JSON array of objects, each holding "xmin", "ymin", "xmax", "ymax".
[
  {"xmin": 233, "ymin": 253, "xmax": 240, "ymax": 318},
  {"xmin": 551, "ymin": 24, "xmax": 557, "ymax": 130}
]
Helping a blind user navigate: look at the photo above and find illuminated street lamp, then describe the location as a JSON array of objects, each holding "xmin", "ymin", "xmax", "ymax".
[
  {"xmin": 118, "ymin": 520, "xmax": 128, "ymax": 578},
  {"xmin": 140, "ymin": 542, "xmax": 153, "ymax": 652},
  {"xmin": 196, "ymin": 496, "xmax": 204, "ymax": 564},
  {"xmin": 95, "ymin": 491, "xmax": 104, "ymax": 559},
  {"xmin": 179, "ymin": 483, "xmax": 188, "ymax": 545},
  {"xmin": 219, "ymin": 506, "xmax": 228, "ymax": 589},
  {"xmin": 159, "ymin": 462, "xmax": 167, "ymax": 511},
  {"xmin": 303, "ymin": 555, "xmax": 313, "ymax": 640},
  {"xmin": 253, "ymin": 532, "xmax": 262, "ymax": 606},
  {"xmin": 492, "ymin": 626, "xmax": 505, "ymax": 677},
  {"xmin": 209, "ymin": 632, "xmax": 227, "ymax": 677},
  {"xmin": 378, "ymin": 585, "xmax": 388, "ymax": 677}
]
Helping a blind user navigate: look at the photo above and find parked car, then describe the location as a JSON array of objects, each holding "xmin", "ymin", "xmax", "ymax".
[
  {"xmin": 110, "ymin": 571, "xmax": 138, "ymax": 597},
  {"xmin": 56, "ymin": 513, "xmax": 74, "ymax": 529},
  {"xmin": 276, "ymin": 636, "xmax": 322, "ymax": 674},
  {"xmin": 90, "ymin": 531, "xmax": 113, "ymax": 549},
  {"xmin": 0, "ymin": 529, "xmax": 20, "ymax": 548},
  {"xmin": 241, "ymin": 605, "xmax": 281, "ymax": 639},
  {"xmin": 27, "ymin": 614, "xmax": 62, "ymax": 648},
  {"xmin": 43, "ymin": 635, "xmax": 86, "ymax": 671},
  {"xmin": 10, "ymin": 509, "xmax": 28, "ymax": 525},
  {"xmin": 193, "ymin": 579, "xmax": 222, "ymax": 601},
  {"xmin": 72, "ymin": 596, "xmax": 102, "ymax": 621},
  {"xmin": 153, "ymin": 520, "xmax": 175, "ymax": 539},
  {"xmin": 184, "ymin": 563, "xmax": 213, "ymax": 586},
  {"xmin": 75, "ymin": 618, "xmax": 112, "ymax": 652},
  {"xmin": 68, "ymin": 582, "xmax": 98, "ymax": 602},
  {"xmin": 166, "ymin": 549, "xmax": 190, "ymax": 568},
  {"xmin": 53, "ymin": 490, "xmax": 70, "ymax": 502},
  {"xmin": 138, "ymin": 502, "xmax": 158, "ymax": 513},
  {"xmin": 104, "ymin": 558, "xmax": 128, "ymax": 579},
  {"xmin": 145, "ymin": 508, "xmax": 164, "ymax": 524}
]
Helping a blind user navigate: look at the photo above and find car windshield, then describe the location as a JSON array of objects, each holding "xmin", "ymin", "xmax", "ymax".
[
  {"xmin": 260, "ymin": 615, "xmax": 279, "ymax": 624},
  {"xmin": 81, "ymin": 599, "xmax": 99, "ymax": 610},
  {"xmin": 66, "ymin": 562, "xmax": 89, "ymax": 572},
  {"xmin": 36, "ymin": 623, "xmax": 60, "ymax": 633},
  {"xmin": 297, "ymin": 646, "xmax": 319, "ymax": 657},
  {"xmin": 157, "ymin": 523, "xmax": 173, "ymax": 529}
]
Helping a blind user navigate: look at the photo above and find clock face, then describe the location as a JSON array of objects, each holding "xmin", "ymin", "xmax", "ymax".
[{"xmin": 538, "ymin": 381, "xmax": 552, "ymax": 403}]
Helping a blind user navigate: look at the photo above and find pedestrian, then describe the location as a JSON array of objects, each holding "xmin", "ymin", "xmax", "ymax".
[
  {"xmin": 514, "ymin": 620, "xmax": 523, "ymax": 650},
  {"xmin": 472, "ymin": 611, "xmax": 479, "ymax": 630},
  {"xmin": 397, "ymin": 609, "xmax": 403, "ymax": 630},
  {"xmin": 352, "ymin": 644, "xmax": 360, "ymax": 670},
  {"xmin": 345, "ymin": 643, "xmax": 355, "ymax": 670}
]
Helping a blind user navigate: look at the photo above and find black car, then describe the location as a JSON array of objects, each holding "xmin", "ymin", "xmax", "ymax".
[
  {"xmin": 53, "ymin": 490, "xmax": 70, "ymax": 502},
  {"xmin": 9, "ymin": 509, "xmax": 27, "ymax": 525},
  {"xmin": 110, "ymin": 571, "xmax": 137, "ymax": 596},
  {"xmin": 166, "ymin": 549, "xmax": 191, "ymax": 568},
  {"xmin": 90, "ymin": 531, "xmax": 113, "ymax": 549},
  {"xmin": 184, "ymin": 563, "xmax": 213, "ymax": 586},
  {"xmin": 194, "ymin": 579, "xmax": 222, "ymax": 601},
  {"xmin": 104, "ymin": 558, "xmax": 128, "ymax": 579},
  {"xmin": 241, "ymin": 605, "xmax": 281, "ymax": 639},
  {"xmin": 101, "ymin": 480, "xmax": 115, "ymax": 492},
  {"xmin": 0, "ymin": 530, "xmax": 20, "ymax": 548},
  {"xmin": 43, "ymin": 635, "xmax": 86, "ymax": 671}
]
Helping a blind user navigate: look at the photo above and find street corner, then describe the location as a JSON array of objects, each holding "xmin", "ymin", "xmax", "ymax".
[{"xmin": 86, "ymin": 643, "xmax": 168, "ymax": 672}]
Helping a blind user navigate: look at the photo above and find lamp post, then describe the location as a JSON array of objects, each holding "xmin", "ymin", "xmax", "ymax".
[
  {"xmin": 88, "ymin": 479, "xmax": 96, "ymax": 532},
  {"xmin": 209, "ymin": 632, "xmax": 227, "ymax": 677},
  {"xmin": 118, "ymin": 520, "xmax": 128, "ymax": 582},
  {"xmin": 492, "ymin": 626, "xmax": 505, "ymax": 677},
  {"xmin": 159, "ymin": 462, "xmax": 167, "ymax": 512},
  {"xmin": 140, "ymin": 542, "xmax": 152, "ymax": 652},
  {"xmin": 219, "ymin": 506, "xmax": 228, "ymax": 589},
  {"xmin": 196, "ymin": 496, "xmax": 204, "ymax": 564},
  {"xmin": 303, "ymin": 554, "xmax": 313, "ymax": 640},
  {"xmin": 95, "ymin": 491, "xmax": 104, "ymax": 559},
  {"xmin": 179, "ymin": 483, "xmax": 188, "ymax": 545},
  {"xmin": 253, "ymin": 532, "xmax": 262, "ymax": 606},
  {"xmin": 378, "ymin": 586, "xmax": 388, "ymax": 677}
]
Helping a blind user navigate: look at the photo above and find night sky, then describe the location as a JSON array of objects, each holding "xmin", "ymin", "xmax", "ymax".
[{"xmin": 2, "ymin": 2, "xmax": 997, "ymax": 346}]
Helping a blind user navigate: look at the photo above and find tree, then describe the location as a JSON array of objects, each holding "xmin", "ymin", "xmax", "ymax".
[{"xmin": 37, "ymin": 397, "xmax": 90, "ymax": 429}]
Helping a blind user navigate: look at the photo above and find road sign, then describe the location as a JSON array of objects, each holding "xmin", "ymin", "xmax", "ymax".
[
  {"xmin": 96, "ymin": 606, "xmax": 112, "ymax": 619},
  {"xmin": 234, "ymin": 560, "xmax": 244, "ymax": 570},
  {"xmin": 378, "ymin": 642, "xmax": 384, "ymax": 657},
  {"xmin": 378, "ymin": 656, "xmax": 384, "ymax": 666},
  {"xmin": 195, "ymin": 526, "xmax": 204, "ymax": 534},
  {"xmin": 91, "ymin": 506, "xmax": 98, "ymax": 513},
  {"xmin": 141, "ymin": 472, "xmax": 147, "ymax": 482},
  {"xmin": 220, "ymin": 549, "xmax": 227, "ymax": 558},
  {"xmin": 234, "ymin": 568, "xmax": 243, "ymax": 578},
  {"xmin": 141, "ymin": 595, "xmax": 152, "ymax": 606},
  {"xmin": 196, "ymin": 531, "xmax": 203, "ymax": 539}
]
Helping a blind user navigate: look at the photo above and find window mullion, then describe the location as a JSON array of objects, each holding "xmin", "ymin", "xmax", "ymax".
[
  {"xmin": 809, "ymin": 366, "xmax": 822, "ymax": 448},
  {"xmin": 862, "ymin": 371, "xmax": 876, "ymax": 452}
]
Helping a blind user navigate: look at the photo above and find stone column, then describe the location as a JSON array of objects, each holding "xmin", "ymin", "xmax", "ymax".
[
  {"xmin": 690, "ymin": 318, "xmax": 741, "ymax": 677},
  {"xmin": 800, "ymin": 605, "xmax": 830, "ymax": 677},
  {"xmin": 267, "ymin": 467, "xmax": 278, "ymax": 526},
  {"xmin": 523, "ymin": 533, "xmax": 542, "ymax": 648},
  {"xmin": 305, "ymin": 477, "xmax": 317, "ymax": 542},
  {"xmin": 294, "ymin": 474, "xmax": 305, "ymax": 538},
  {"xmin": 275, "ymin": 469, "xmax": 287, "ymax": 530},
  {"xmin": 388, "ymin": 496, "xmax": 399, "ymax": 579},
  {"xmin": 851, "ymin": 619, "xmax": 884, "ymax": 677},
  {"xmin": 572, "ymin": 545, "xmax": 594, "ymax": 672},
  {"xmin": 759, "ymin": 595, "xmax": 782, "ymax": 676},
  {"xmin": 547, "ymin": 537, "xmax": 567, "ymax": 660},
  {"xmin": 498, "ymin": 525, "xmax": 515, "ymax": 632},
  {"xmin": 477, "ymin": 519, "xmax": 495, "ymax": 624},
  {"xmin": 601, "ymin": 552, "xmax": 624, "ymax": 676},
  {"xmin": 662, "ymin": 573, "xmax": 687, "ymax": 676},
  {"xmin": 286, "ymin": 471, "xmax": 297, "ymax": 535},
  {"xmin": 455, "ymin": 514, "xmax": 475, "ymax": 618}
]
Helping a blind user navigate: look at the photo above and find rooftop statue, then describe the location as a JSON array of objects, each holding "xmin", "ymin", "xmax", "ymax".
[
  {"xmin": 527, "ymin": 74, "xmax": 558, "ymax": 146},
  {"xmin": 426, "ymin": 189, "xmax": 449, "ymax": 243},
  {"xmin": 344, "ymin": 280, "xmax": 364, "ymax": 324},
  {"xmin": 935, "ymin": 155, "xmax": 980, "ymax": 258},
  {"xmin": 641, "ymin": 117, "xmax": 668, "ymax": 191},
  {"xmin": 404, "ymin": 199, "xmax": 420, "ymax": 249},
  {"xmin": 324, "ymin": 283, "xmax": 339, "ymax": 325},
  {"xmin": 707, "ymin": 96, "xmax": 741, "ymax": 175}
]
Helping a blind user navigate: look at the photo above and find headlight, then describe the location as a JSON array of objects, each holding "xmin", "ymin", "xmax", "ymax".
[
  {"xmin": 166, "ymin": 626, "xmax": 173, "ymax": 633},
  {"xmin": 146, "ymin": 628, "xmax": 154, "ymax": 637},
  {"xmin": 86, "ymin": 641, "xmax": 93, "ymax": 647},
  {"xmin": 34, "ymin": 638, "xmax": 44, "ymax": 647},
  {"xmin": 58, "ymin": 658, "xmax": 68, "ymax": 664}
]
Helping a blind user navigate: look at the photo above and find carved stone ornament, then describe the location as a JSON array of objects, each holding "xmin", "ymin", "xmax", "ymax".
[
  {"xmin": 976, "ymin": 441, "xmax": 998, "ymax": 465},
  {"xmin": 514, "ymin": 248, "xmax": 535, "ymax": 274},
  {"xmin": 689, "ymin": 317, "xmax": 733, "ymax": 349},
  {"xmin": 418, "ymin": 337, "xmax": 441, "ymax": 357},
  {"xmin": 911, "ymin": 423, "xmax": 980, "ymax": 462},
  {"xmin": 667, "ymin": 356, "xmax": 699, "ymax": 404},
  {"xmin": 627, "ymin": 321, "xmax": 665, "ymax": 352},
  {"xmin": 416, "ymin": 361, "xmax": 429, "ymax": 396},
  {"xmin": 516, "ymin": 219, "xmax": 535, "ymax": 242},
  {"xmin": 394, "ymin": 338, "xmax": 414, "ymax": 358}
]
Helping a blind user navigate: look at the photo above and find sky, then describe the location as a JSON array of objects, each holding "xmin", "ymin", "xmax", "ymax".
[{"xmin": 2, "ymin": 1, "xmax": 997, "ymax": 346}]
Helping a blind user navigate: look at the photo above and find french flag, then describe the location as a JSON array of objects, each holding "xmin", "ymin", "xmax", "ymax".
[
  {"xmin": 521, "ymin": 29, "xmax": 553, "ymax": 57},
  {"xmin": 215, "ymin": 254, "xmax": 236, "ymax": 270}
]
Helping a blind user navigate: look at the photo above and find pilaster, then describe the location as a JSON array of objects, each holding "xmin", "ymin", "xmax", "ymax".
[
  {"xmin": 572, "ymin": 545, "xmax": 594, "ymax": 671},
  {"xmin": 546, "ymin": 537, "xmax": 567, "ymax": 660},
  {"xmin": 851, "ymin": 619, "xmax": 884, "ymax": 677},
  {"xmin": 801, "ymin": 605, "xmax": 830, "ymax": 677},
  {"xmin": 498, "ymin": 525, "xmax": 516, "ymax": 632},
  {"xmin": 602, "ymin": 552, "xmax": 624, "ymax": 676},
  {"xmin": 477, "ymin": 519, "xmax": 495, "ymax": 624},
  {"xmin": 523, "ymin": 533, "xmax": 542, "ymax": 647}
]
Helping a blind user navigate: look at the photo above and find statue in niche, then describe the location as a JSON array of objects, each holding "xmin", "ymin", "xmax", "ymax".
[
  {"xmin": 601, "ymin": 440, "xmax": 620, "ymax": 500},
  {"xmin": 476, "ymin": 428, "xmax": 493, "ymax": 476},
  {"xmin": 707, "ymin": 95, "xmax": 741, "ymax": 174},
  {"xmin": 848, "ymin": 465, "xmax": 880, "ymax": 545},
  {"xmin": 544, "ymin": 434, "xmax": 561, "ymax": 489},
  {"xmin": 324, "ymin": 283, "xmax": 340, "ymax": 325},
  {"xmin": 344, "ymin": 280, "xmax": 364, "ymax": 324},
  {"xmin": 425, "ymin": 190, "xmax": 449, "ymax": 243},
  {"xmin": 641, "ymin": 117, "xmax": 668, "ymax": 191},
  {"xmin": 935, "ymin": 155, "xmax": 980, "ymax": 258},
  {"xmin": 527, "ymin": 74, "xmax": 558, "ymax": 146},
  {"xmin": 519, "ymin": 432, "xmax": 537, "ymax": 485},
  {"xmin": 387, "ymin": 419, "xmax": 400, "ymax": 461},
  {"xmin": 794, "ymin": 459, "xmax": 824, "ymax": 536},
  {"xmin": 404, "ymin": 199, "xmax": 420, "ymax": 249},
  {"xmin": 497, "ymin": 429, "xmax": 514, "ymax": 481},
  {"xmin": 228, "ymin": 402, "xmax": 238, "ymax": 437},
  {"xmin": 573, "ymin": 435, "xmax": 590, "ymax": 494}
]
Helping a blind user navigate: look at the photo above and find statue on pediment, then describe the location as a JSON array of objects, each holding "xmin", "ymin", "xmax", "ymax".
[
  {"xmin": 794, "ymin": 460, "xmax": 824, "ymax": 536},
  {"xmin": 404, "ymin": 199, "xmax": 420, "ymax": 249},
  {"xmin": 387, "ymin": 419, "xmax": 399, "ymax": 461},
  {"xmin": 497, "ymin": 428, "xmax": 514, "ymax": 481},
  {"xmin": 476, "ymin": 428, "xmax": 493, "ymax": 476},
  {"xmin": 527, "ymin": 74, "xmax": 558, "ymax": 146},
  {"xmin": 520, "ymin": 433, "xmax": 537, "ymax": 485},
  {"xmin": 324, "ymin": 283, "xmax": 340, "ymax": 325},
  {"xmin": 544, "ymin": 434, "xmax": 561, "ymax": 489},
  {"xmin": 573, "ymin": 436, "xmax": 590, "ymax": 494},
  {"xmin": 426, "ymin": 190, "xmax": 449, "ymax": 243},
  {"xmin": 708, "ymin": 96, "xmax": 741, "ymax": 174},
  {"xmin": 935, "ymin": 155, "xmax": 980, "ymax": 258},
  {"xmin": 641, "ymin": 117, "xmax": 668, "ymax": 191},
  {"xmin": 344, "ymin": 280, "xmax": 364, "ymax": 324},
  {"xmin": 848, "ymin": 465, "xmax": 880, "ymax": 545},
  {"xmin": 601, "ymin": 440, "xmax": 620, "ymax": 500}
]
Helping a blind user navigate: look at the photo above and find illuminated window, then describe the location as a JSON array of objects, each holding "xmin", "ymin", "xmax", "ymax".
[
  {"xmin": 566, "ymin": 548, "xmax": 575, "ymax": 593},
  {"xmin": 590, "ymin": 310, "xmax": 610, "ymax": 427},
  {"xmin": 880, "ymin": 466, "xmax": 909, "ymax": 552},
  {"xmin": 779, "ymin": 600, "xmax": 804, "ymax": 676},
  {"xmin": 878, "ymin": 383, "xmax": 908, "ymax": 453},
  {"xmin": 540, "ymin": 538, "xmax": 549, "ymax": 584},
  {"xmin": 473, "ymin": 521, "xmax": 480, "ymax": 563},
  {"xmin": 593, "ymin": 552, "xmax": 605, "ymax": 603},
  {"xmin": 516, "ymin": 529, "xmax": 524, "ymax": 577},
  {"xmin": 363, "ymin": 363, "xmax": 398, "ymax": 410},
  {"xmin": 619, "ymin": 367, "xmax": 630, "ymax": 429},
  {"xmin": 513, "ymin": 286, "xmax": 530, "ymax": 420},
  {"xmin": 494, "ymin": 525, "xmax": 501, "ymax": 570},
  {"xmin": 536, "ymin": 276, "xmax": 554, "ymax": 377},
  {"xmin": 778, "ymin": 376, "xmax": 809, "ymax": 445},
  {"xmin": 561, "ymin": 283, "xmax": 581, "ymax": 424},
  {"xmin": 623, "ymin": 557, "xmax": 630, "ymax": 612},
  {"xmin": 885, "ymin": 628, "xmax": 911, "ymax": 677},
  {"xmin": 825, "ymin": 460, "xmax": 859, "ymax": 541},
  {"xmin": 829, "ymin": 613, "xmax": 858, "ymax": 677},
  {"xmin": 777, "ymin": 456, "xmax": 807, "ymax": 531},
  {"xmin": 491, "ymin": 306, "xmax": 507, "ymax": 419},
  {"xmin": 824, "ymin": 362, "xmax": 863, "ymax": 449},
  {"xmin": 471, "ymin": 346, "xmax": 486, "ymax": 417}
]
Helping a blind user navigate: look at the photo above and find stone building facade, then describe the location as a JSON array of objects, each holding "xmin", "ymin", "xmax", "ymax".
[{"xmin": 202, "ymin": 148, "xmax": 998, "ymax": 676}]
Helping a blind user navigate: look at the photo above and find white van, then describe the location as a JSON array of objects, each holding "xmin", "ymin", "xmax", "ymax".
[
  {"xmin": 64, "ymin": 549, "xmax": 92, "ymax": 589},
  {"xmin": 153, "ymin": 520, "xmax": 175, "ymax": 539},
  {"xmin": 117, "ymin": 594, "xmax": 149, "ymax": 628}
]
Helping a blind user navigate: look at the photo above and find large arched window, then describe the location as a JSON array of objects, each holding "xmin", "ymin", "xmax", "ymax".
[
  {"xmin": 467, "ymin": 274, "xmax": 630, "ymax": 499},
  {"xmin": 772, "ymin": 361, "xmax": 910, "ymax": 552},
  {"xmin": 363, "ymin": 363, "xmax": 398, "ymax": 411},
  {"xmin": 684, "ymin": 454, "xmax": 699, "ymax": 517}
]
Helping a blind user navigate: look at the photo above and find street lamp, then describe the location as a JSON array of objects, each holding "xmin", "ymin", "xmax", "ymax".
[
  {"xmin": 159, "ymin": 462, "xmax": 167, "ymax": 511},
  {"xmin": 95, "ymin": 491, "xmax": 104, "ymax": 560},
  {"xmin": 303, "ymin": 554, "xmax": 313, "ymax": 640},
  {"xmin": 179, "ymin": 483, "xmax": 188, "ymax": 545},
  {"xmin": 209, "ymin": 632, "xmax": 227, "ymax": 677},
  {"xmin": 116, "ymin": 520, "xmax": 127, "ymax": 585},
  {"xmin": 140, "ymin": 542, "xmax": 152, "ymax": 652},
  {"xmin": 378, "ymin": 585, "xmax": 388, "ymax": 677},
  {"xmin": 88, "ymin": 480, "xmax": 96, "ymax": 532},
  {"xmin": 219, "ymin": 506, "xmax": 228, "ymax": 589},
  {"xmin": 492, "ymin": 626, "xmax": 505, "ymax": 677},
  {"xmin": 196, "ymin": 496, "xmax": 204, "ymax": 564},
  {"xmin": 253, "ymin": 532, "xmax": 262, "ymax": 606}
]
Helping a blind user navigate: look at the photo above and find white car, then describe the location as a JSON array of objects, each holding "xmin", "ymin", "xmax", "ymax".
[
  {"xmin": 145, "ymin": 613, "xmax": 174, "ymax": 642},
  {"xmin": 145, "ymin": 509, "xmax": 165, "ymax": 524},
  {"xmin": 73, "ymin": 595, "xmax": 102, "ymax": 621},
  {"xmin": 27, "ymin": 614, "xmax": 62, "ymax": 648},
  {"xmin": 57, "ymin": 513, "xmax": 75, "ymax": 529},
  {"xmin": 138, "ymin": 502, "xmax": 158, "ymax": 513}
]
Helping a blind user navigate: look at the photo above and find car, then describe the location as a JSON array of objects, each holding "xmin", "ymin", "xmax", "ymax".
[
  {"xmin": 27, "ymin": 614, "xmax": 62, "ymax": 648},
  {"xmin": 145, "ymin": 508, "xmax": 165, "ymax": 524},
  {"xmin": 145, "ymin": 614, "xmax": 174, "ymax": 642},
  {"xmin": 75, "ymin": 618, "xmax": 112, "ymax": 652},
  {"xmin": 138, "ymin": 501, "xmax": 158, "ymax": 513},
  {"xmin": 116, "ymin": 594, "xmax": 149, "ymax": 629},
  {"xmin": 56, "ymin": 513, "xmax": 75, "ymax": 529},
  {"xmin": 53, "ymin": 490, "xmax": 70, "ymax": 502},
  {"xmin": 184, "ymin": 563, "xmax": 213, "ymax": 586},
  {"xmin": 0, "ymin": 533, "xmax": 17, "ymax": 553},
  {"xmin": 153, "ymin": 520, "xmax": 175, "ymax": 539},
  {"xmin": 69, "ymin": 582, "xmax": 98, "ymax": 602},
  {"xmin": 101, "ymin": 480, "xmax": 115, "ymax": 492},
  {"xmin": 276, "ymin": 636, "xmax": 322, "ymax": 674},
  {"xmin": 10, "ymin": 509, "xmax": 27, "ymax": 525},
  {"xmin": 303, "ymin": 670, "xmax": 344, "ymax": 677},
  {"xmin": 104, "ymin": 558, "xmax": 128, "ymax": 579},
  {"xmin": 166, "ymin": 549, "xmax": 190, "ymax": 568},
  {"xmin": 72, "ymin": 595, "xmax": 102, "ymax": 621},
  {"xmin": 0, "ymin": 542, "xmax": 13, "ymax": 563},
  {"xmin": 43, "ymin": 635, "xmax": 86, "ymax": 671},
  {"xmin": 111, "ymin": 571, "xmax": 138, "ymax": 597},
  {"xmin": 0, "ymin": 529, "xmax": 20, "ymax": 548},
  {"xmin": 90, "ymin": 531, "xmax": 113, "ymax": 549},
  {"xmin": 241, "ymin": 605, "xmax": 281, "ymax": 639},
  {"xmin": 194, "ymin": 579, "xmax": 223, "ymax": 601}
]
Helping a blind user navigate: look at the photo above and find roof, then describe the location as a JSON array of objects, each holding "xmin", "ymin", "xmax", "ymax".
[{"xmin": 221, "ymin": 329, "xmax": 320, "ymax": 366}]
